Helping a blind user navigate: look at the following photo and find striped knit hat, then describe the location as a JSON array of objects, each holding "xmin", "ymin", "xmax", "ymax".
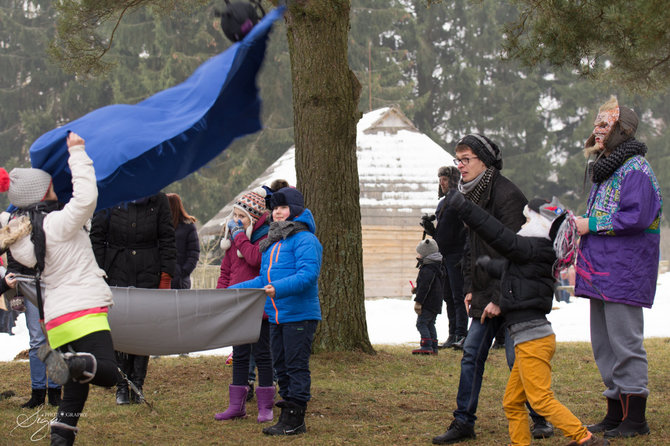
[{"xmin": 233, "ymin": 187, "xmax": 267, "ymax": 222}]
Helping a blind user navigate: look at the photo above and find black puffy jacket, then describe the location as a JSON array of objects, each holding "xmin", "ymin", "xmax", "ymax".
[
  {"xmin": 172, "ymin": 221, "xmax": 200, "ymax": 289},
  {"xmin": 455, "ymin": 197, "xmax": 555, "ymax": 326},
  {"xmin": 414, "ymin": 258, "xmax": 445, "ymax": 314},
  {"xmin": 461, "ymin": 170, "xmax": 527, "ymax": 319},
  {"xmin": 90, "ymin": 193, "xmax": 176, "ymax": 288}
]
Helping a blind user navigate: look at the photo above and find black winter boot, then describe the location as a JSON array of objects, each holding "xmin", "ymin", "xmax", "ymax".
[
  {"xmin": 587, "ymin": 397, "xmax": 622, "ymax": 433},
  {"xmin": 50, "ymin": 421, "xmax": 78, "ymax": 446},
  {"xmin": 262, "ymin": 400, "xmax": 306, "ymax": 435},
  {"xmin": 431, "ymin": 339, "xmax": 439, "ymax": 355},
  {"xmin": 130, "ymin": 355, "xmax": 149, "ymax": 404},
  {"xmin": 604, "ymin": 394, "xmax": 650, "ymax": 438},
  {"xmin": 246, "ymin": 381, "xmax": 255, "ymax": 402},
  {"xmin": 432, "ymin": 419, "xmax": 476, "ymax": 444},
  {"xmin": 440, "ymin": 335, "xmax": 456, "ymax": 349},
  {"xmin": 21, "ymin": 388, "xmax": 46, "ymax": 409},
  {"xmin": 116, "ymin": 385, "xmax": 130, "ymax": 405},
  {"xmin": 48, "ymin": 387, "xmax": 62, "ymax": 407},
  {"xmin": 531, "ymin": 419, "xmax": 554, "ymax": 439}
]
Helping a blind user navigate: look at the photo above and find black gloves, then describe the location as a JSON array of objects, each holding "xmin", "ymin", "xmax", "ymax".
[
  {"xmin": 420, "ymin": 214, "xmax": 436, "ymax": 236},
  {"xmin": 446, "ymin": 189, "xmax": 466, "ymax": 210}
]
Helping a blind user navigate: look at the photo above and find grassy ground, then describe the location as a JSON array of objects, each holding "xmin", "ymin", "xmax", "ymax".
[{"xmin": 0, "ymin": 339, "xmax": 668, "ymax": 445}]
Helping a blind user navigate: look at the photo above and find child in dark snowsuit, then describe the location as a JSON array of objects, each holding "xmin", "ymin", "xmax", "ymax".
[
  {"xmin": 412, "ymin": 238, "xmax": 445, "ymax": 355},
  {"xmin": 445, "ymin": 190, "xmax": 608, "ymax": 446}
]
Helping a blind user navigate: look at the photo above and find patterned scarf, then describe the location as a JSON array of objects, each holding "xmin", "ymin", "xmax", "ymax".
[
  {"xmin": 259, "ymin": 220, "xmax": 309, "ymax": 253},
  {"xmin": 590, "ymin": 139, "xmax": 647, "ymax": 184},
  {"xmin": 460, "ymin": 167, "xmax": 495, "ymax": 205}
]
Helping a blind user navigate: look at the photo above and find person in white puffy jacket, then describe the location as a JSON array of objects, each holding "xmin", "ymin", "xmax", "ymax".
[{"xmin": 2, "ymin": 132, "xmax": 118, "ymax": 446}]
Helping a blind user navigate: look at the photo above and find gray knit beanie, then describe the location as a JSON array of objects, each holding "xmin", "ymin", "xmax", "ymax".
[
  {"xmin": 8, "ymin": 168, "xmax": 53, "ymax": 208},
  {"xmin": 416, "ymin": 239, "xmax": 439, "ymax": 258}
]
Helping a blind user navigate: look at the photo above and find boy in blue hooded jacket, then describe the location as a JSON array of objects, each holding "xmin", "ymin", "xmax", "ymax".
[{"xmin": 231, "ymin": 187, "xmax": 322, "ymax": 436}]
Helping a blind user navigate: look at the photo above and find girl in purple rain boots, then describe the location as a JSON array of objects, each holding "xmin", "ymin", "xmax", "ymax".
[{"xmin": 214, "ymin": 188, "xmax": 275, "ymax": 423}]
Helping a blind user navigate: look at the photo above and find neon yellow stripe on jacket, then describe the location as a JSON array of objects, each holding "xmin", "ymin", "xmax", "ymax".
[{"xmin": 47, "ymin": 312, "xmax": 111, "ymax": 349}]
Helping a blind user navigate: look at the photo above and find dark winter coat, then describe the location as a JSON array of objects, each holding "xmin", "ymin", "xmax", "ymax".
[
  {"xmin": 434, "ymin": 197, "xmax": 466, "ymax": 257},
  {"xmin": 90, "ymin": 193, "xmax": 176, "ymax": 288},
  {"xmin": 454, "ymin": 198, "xmax": 554, "ymax": 327},
  {"xmin": 461, "ymin": 170, "xmax": 527, "ymax": 319},
  {"xmin": 413, "ymin": 257, "xmax": 445, "ymax": 314},
  {"xmin": 172, "ymin": 221, "xmax": 200, "ymax": 289}
]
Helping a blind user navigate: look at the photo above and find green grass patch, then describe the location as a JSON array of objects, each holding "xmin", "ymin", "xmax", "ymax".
[{"xmin": 1, "ymin": 339, "xmax": 668, "ymax": 445}]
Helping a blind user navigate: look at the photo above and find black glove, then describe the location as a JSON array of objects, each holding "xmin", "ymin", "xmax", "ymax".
[
  {"xmin": 420, "ymin": 214, "xmax": 436, "ymax": 236},
  {"xmin": 476, "ymin": 255, "xmax": 491, "ymax": 269},
  {"xmin": 446, "ymin": 189, "xmax": 466, "ymax": 210}
]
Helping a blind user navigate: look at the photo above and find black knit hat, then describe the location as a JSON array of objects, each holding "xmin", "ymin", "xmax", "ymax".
[
  {"xmin": 269, "ymin": 187, "xmax": 305, "ymax": 221},
  {"xmin": 456, "ymin": 134, "xmax": 503, "ymax": 170}
]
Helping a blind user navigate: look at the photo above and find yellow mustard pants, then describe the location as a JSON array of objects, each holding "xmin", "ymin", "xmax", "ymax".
[{"xmin": 503, "ymin": 334, "xmax": 590, "ymax": 446}]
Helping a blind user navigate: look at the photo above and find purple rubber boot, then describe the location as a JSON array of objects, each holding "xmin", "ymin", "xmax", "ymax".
[
  {"xmin": 256, "ymin": 386, "xmax": 275, "ymax": 423},
  {"xmin": 214, "ymin": 385, "xmax": 248, "ymax": 420}
]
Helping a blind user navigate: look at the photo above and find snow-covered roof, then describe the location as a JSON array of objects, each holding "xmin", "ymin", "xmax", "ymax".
[{"xmin": 200, "ymin": 107, "xmax": 454, "ymax": 236}]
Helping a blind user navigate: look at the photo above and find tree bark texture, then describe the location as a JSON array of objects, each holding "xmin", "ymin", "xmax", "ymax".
[{"xmin": 285, "ymin": 0, "xmax": 373, "ymax": 353}]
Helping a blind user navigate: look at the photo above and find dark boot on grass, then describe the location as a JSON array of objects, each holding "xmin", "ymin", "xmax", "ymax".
[
  {"xmin": 451, "ymin": 335, "xmax": 466, "ymax": 350},
  {"xmin": 431, "ymin": 339, "xmax": 439, "ymax": 355},
  {"xmin": 50, "ymin": 421, "xmax": 78, "ymax": 446},
  {"xmin": 246, "ymin": 381, "xmax": 255, "ymax": 402},
  {"xmin": 214, "ymin": 384, "xmax": 248, "ymax": 420},
  {"xmin": 412, "ymin": 339, "xmax": 434, "ymax": 355},
  {"xmin": 116, "ymin": 385, "xmax": 130, "ymax": 405},
  {"xmin": 432, "ymin": 419, "xmax": 476, "ymax": 444},
  {"xmin": 531, "ymin": 419, "xmax": 554, "ymax": 439},
  {"xmin": 262, "ymin": 400, "xmax": 306, "ymax": 436},
  {"xmin": 440, "ymin": 335, "xmax": 456, "ymax": 349},
  {"xmin": 604, "ymin": 394, "xmax": 650, "ymax": 438},
  {"xmin": 21, "ymin": 388, "xmax": 46, "ymax": 409},
  {"xmin": 587, "ymin": 397, "xmax": 622, "ymax": 433},
  {"xmin": 48, "ymin": 387, "xmax": 62, "ymax": 407}
]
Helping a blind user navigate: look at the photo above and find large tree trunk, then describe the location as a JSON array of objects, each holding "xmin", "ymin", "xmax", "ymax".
[{"xmin": 285, "ymin": 1, "xmax": 373, "ymax": 353}]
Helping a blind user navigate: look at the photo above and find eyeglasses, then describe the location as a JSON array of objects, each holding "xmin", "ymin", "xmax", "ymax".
[{"xmin": 453, "ymin": 156, "xmax": 478, "ymax": 166}]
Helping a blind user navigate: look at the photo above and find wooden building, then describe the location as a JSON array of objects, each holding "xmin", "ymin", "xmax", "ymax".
[{"xmin": 199, "ymin": 107, "xmax": 455, "ymax": 298}]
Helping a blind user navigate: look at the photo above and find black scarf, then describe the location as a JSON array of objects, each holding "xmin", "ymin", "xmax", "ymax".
[
  {"xmin": 259, "ymin": 220, "xmax": 309, "ymax": 253},
  {"xmin": 14, "ymin": 201, "xmax": 61, "ymax": 272},
  {"xmin": 589, "ymin": 139, "xmax": 647, "ymax": 184}
]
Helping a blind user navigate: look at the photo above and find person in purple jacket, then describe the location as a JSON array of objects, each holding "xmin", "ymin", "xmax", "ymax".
[{"xmin": 575, "ymin": 97, "xmax": 662, "ymax": 440}]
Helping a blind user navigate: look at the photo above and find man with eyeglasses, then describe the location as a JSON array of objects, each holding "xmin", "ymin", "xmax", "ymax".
[{"xmin": 433, "ymin": 134, "xmax": 551, "ymax": 444}]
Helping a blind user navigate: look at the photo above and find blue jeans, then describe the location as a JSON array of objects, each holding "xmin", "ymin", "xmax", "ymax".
[
  {"xmin": 270, "ymin": 320, "xmax": 317, "ymax": 405},
  {"xmin": 454, "ymin": 316, "xmax": 506, "ymax": 426},
  {"xmin": 416, "ymin": 309, "xmax": 438, "ymax": 341},
  {"xmin": 25, "ymin": 300, "xmax": 59, "ymax": 389}
]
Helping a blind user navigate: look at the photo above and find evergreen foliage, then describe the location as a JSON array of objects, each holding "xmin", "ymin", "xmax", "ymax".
[
  {"xmin": 2, "ymin": 0, "xmax": 668, "ymax": 225},
  {"xmin": 502, "ymin": 0, "xmax": 670, "ymax": 93}
]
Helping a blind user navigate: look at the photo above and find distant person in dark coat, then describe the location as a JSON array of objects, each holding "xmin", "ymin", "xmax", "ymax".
[
  {"xmin": 90, "ymin": 192, "xmax": 176, "ymax": 406},
  {"xmin": 166, "ymin": 193, "xmax": 200, "ymax": 289},
  {"xmin": 411, "ymin": 238, "xmax": 445, "ymax": 355},
  {"xmin": 422, "ymin": 166, "xmax": 468, "ymax": 350}
]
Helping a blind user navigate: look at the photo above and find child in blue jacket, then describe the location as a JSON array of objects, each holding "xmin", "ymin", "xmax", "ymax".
[{"xmin": 231, "ymin": 187, "xmax": 322, "ymax": 436}]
